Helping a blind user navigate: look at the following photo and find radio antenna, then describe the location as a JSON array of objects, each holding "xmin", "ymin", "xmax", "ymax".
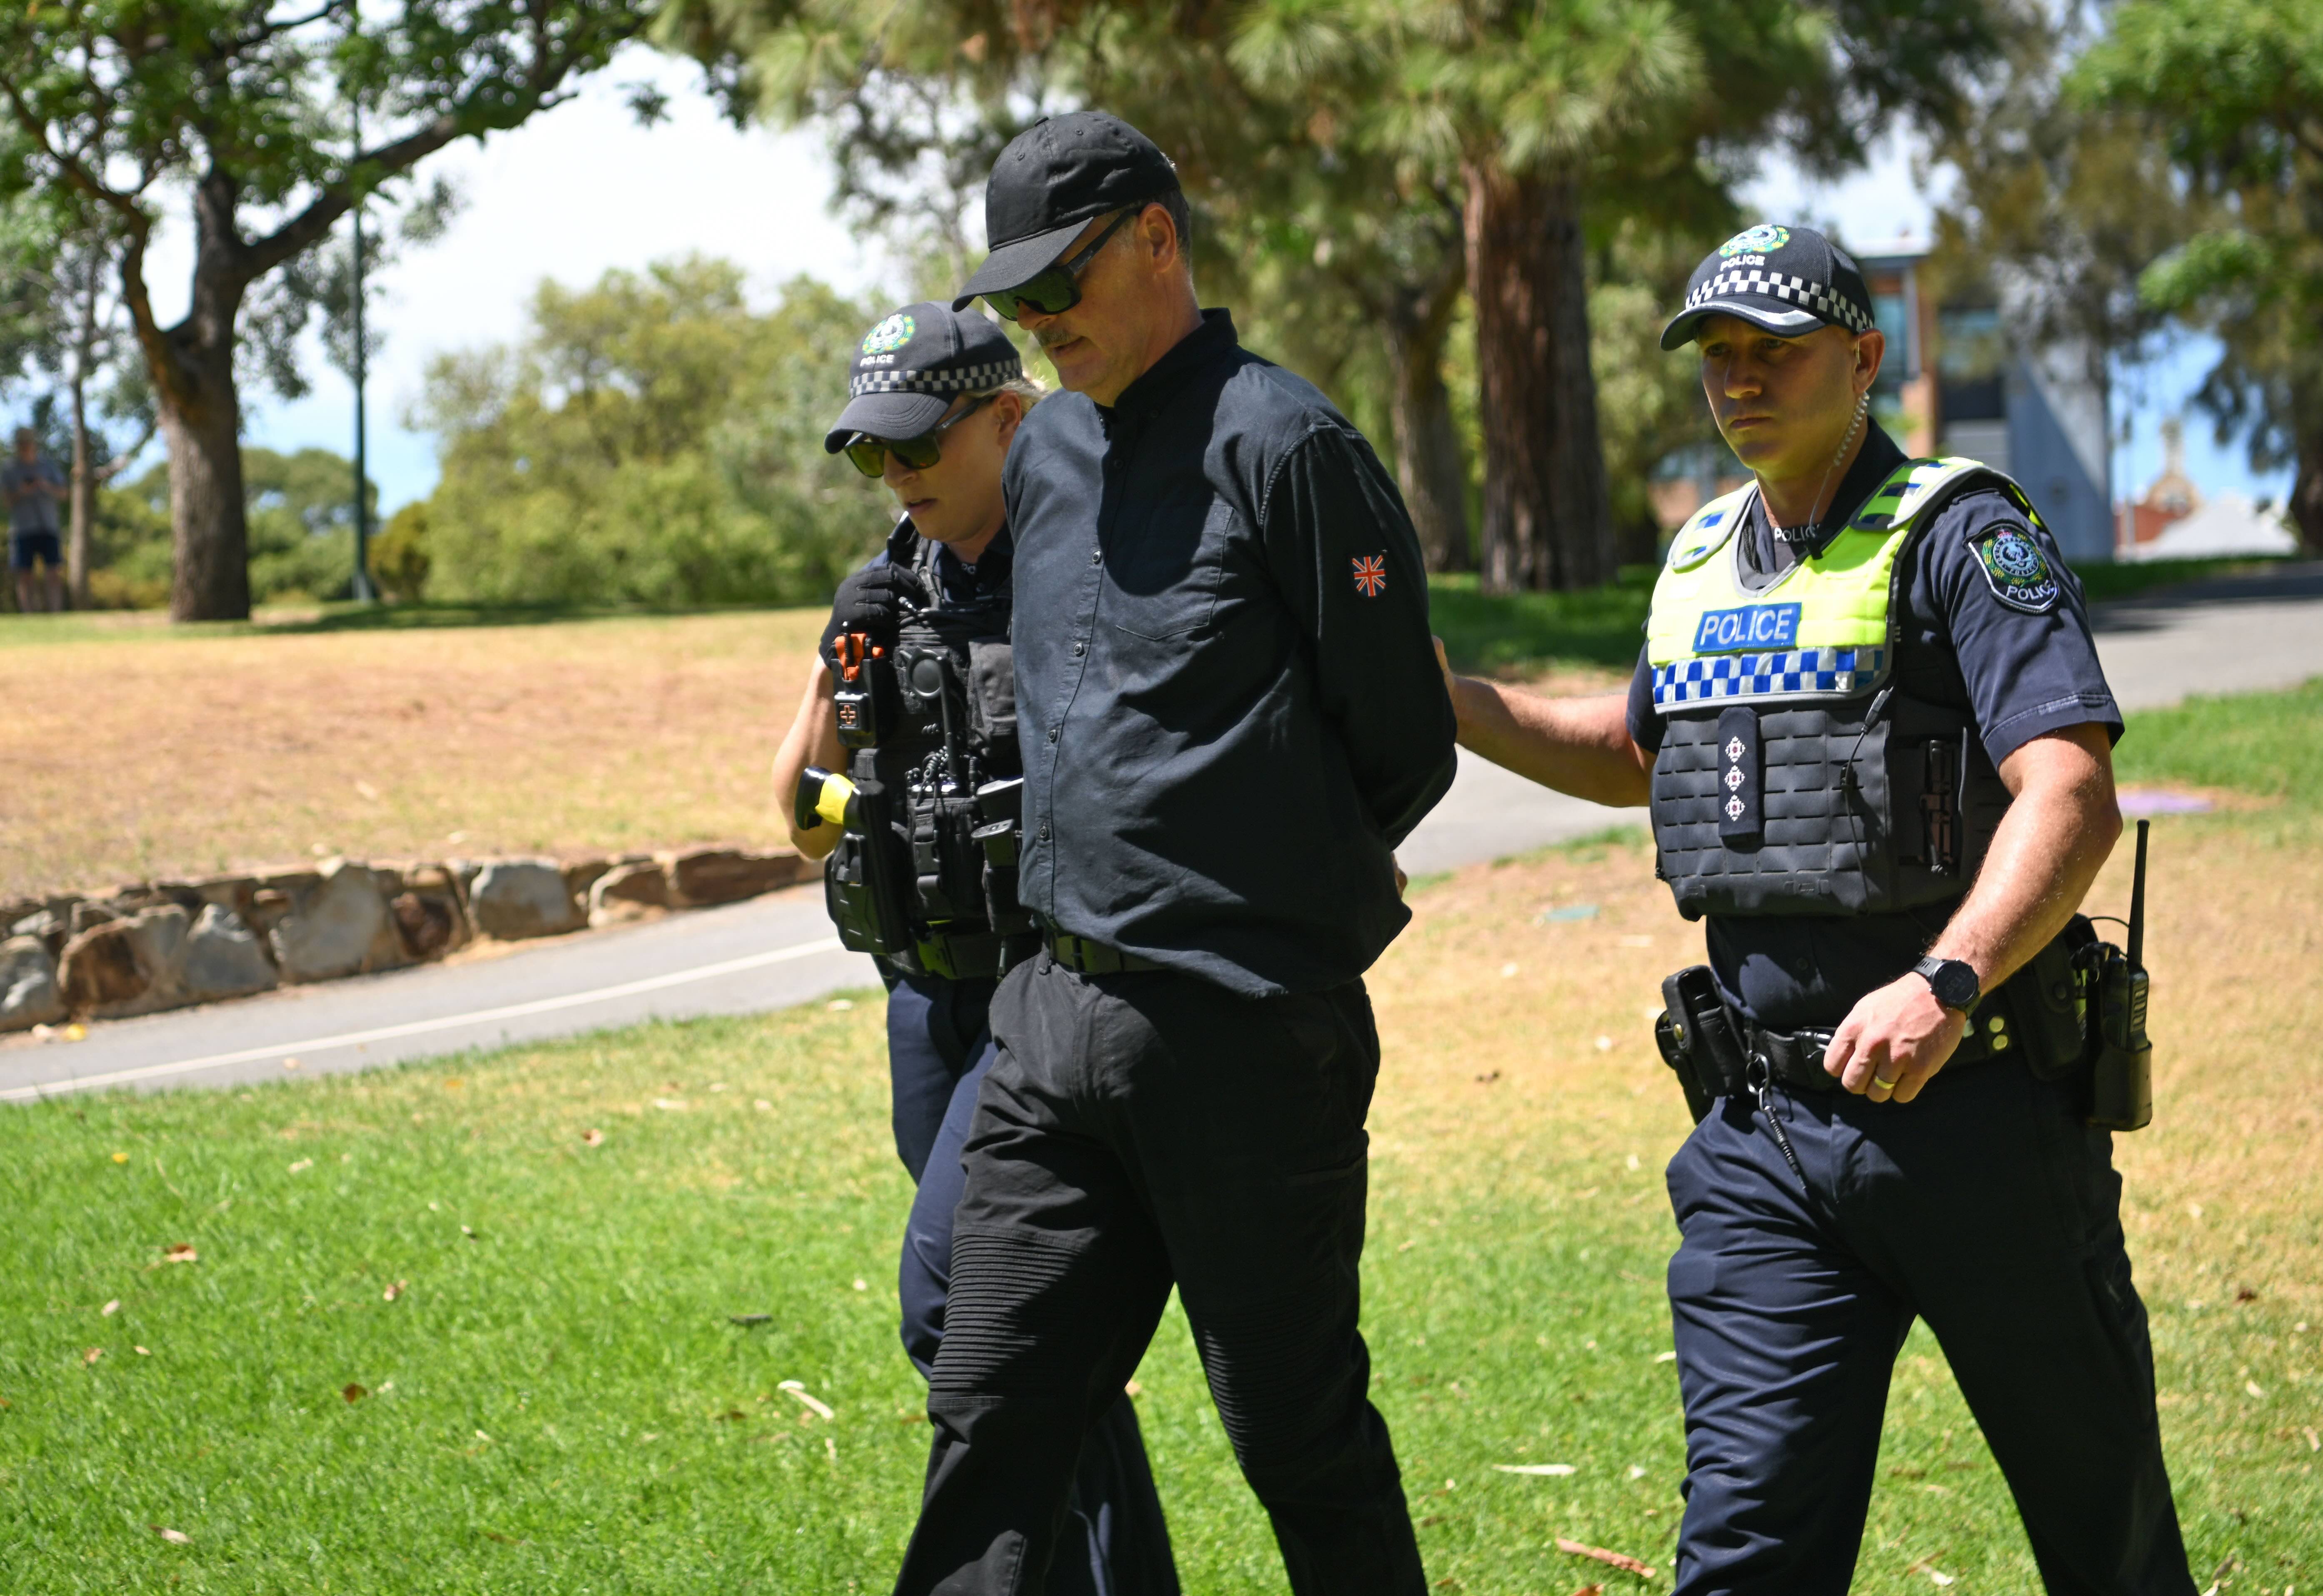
[{"xmin": 2126, "ymin": 818, "xmax": 2149, "ymax": 973}]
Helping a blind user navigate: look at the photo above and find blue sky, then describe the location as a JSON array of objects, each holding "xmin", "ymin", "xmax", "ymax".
[{"xmin": 115, "ymin": 48, "xmax": 2295, "ymax": 519}]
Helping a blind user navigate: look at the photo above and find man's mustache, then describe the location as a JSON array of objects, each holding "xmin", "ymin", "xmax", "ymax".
[{"xmin": 1031, "ymin": 326, "xmax": 1074, "ymax": 351}]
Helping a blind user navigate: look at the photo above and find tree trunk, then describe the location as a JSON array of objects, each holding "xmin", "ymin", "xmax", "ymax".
[
  {"xmin": 1462, "ymin": 160, "xmax": 1614, "ymax": 592},
  {"xmin": 1381, "ymin": 280, "xmax": 1472, "ymax": 573},
  {"xmin": 66, "ymin": 262, "xmax": 98, "ymax": 610},
  {"xmin": 67, "ymin": 379, "xmax": 95, "ymax": 611},
  {"xmin": 160, "ymin": 359, "xmax": 251, "ymax": 622},
  {"xmin": 132, "ymin": 174, "xmax": 255, "ymax": 623},
  {"xmin": 2294, "ymin": 407, "xmax": 2323, "ymax": 556}
]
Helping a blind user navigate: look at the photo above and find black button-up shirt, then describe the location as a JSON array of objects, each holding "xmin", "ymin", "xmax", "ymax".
[{"xmin": 1007, "ymin": 310, "xmax": 1456, "ymax": 997}]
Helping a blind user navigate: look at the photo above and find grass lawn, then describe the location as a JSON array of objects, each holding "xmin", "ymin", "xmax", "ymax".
[{"xmin": 6, "ymin": 686, "xmax": 2321, "ymax": 1592}]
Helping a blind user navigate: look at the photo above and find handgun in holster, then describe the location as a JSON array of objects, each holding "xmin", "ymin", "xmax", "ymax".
[{"xmin": 1655, "ymin": 965, "xmax": 1746, "ymax": 1124}]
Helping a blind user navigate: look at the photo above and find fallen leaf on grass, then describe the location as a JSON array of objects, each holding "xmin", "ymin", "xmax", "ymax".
[
  {"xmin": 1627, "ymin": 1465, "xmax": 1647, "ymax": 1479},
  {"xmin": 133, "ymin": 1347, "xmax": 150, "ymax": 1356},
  {"xmin": 111, "ymin": 1151, "xmax": 128, "ymax": 1164},
  {"xmin": 714, "ymin": 1409, "xmax": 746, "ymax": 1422},
  {"xmin": 461, "ymin": 1226, "xmax": 480, "ymax": 1241},
  {"xmin": 1654, "ymin": 1351, "xmax": 1678, "ymax": 1363},
  {"xmin": 827, "ymin": 999, "xmax": 854, "ymax": 1011},
  {"xmin": 2245, "ymin": 1379, "xmax": 2266, "ymax": 1398},
  {"xmin": 288, "ymin": 1158, "xmax": 313, "ymax": 1173},
  {"xmin": 778, "ymin": 1379, "xmax": 834, "ymax": 1420},
  {"xmin": 581, "ymin": 1128, "xmax": 604, "ymax": 1147},
  {"xmin": 1555, "ymin": 1537, "xmax": 1654, "ymax": 1579},
  {"xmin": 342, "ymin": 1383, "xmax": 367, "ymax": 1403},
  {"xmin": 754, "ymin": 1099, "xmax": 773, "ymax": 1111},
  {"xmin": 82, "ymin": 1347, "xmax": 103, "ymax": 1365},
  {"xmin": 474, "ymin": 1429, "xmax": 492, "ymax": 1442},
  {"xmin": 729, "ymin": 1314, "xmax": 773, "ymax": 1326},
  {"xmin": 101, "ymin": 1299, "xmax": 119, "ymax": 1317},
  {"xmin": 1495, "ymin": 1463, "xmax": 1576, "ymax": 1476},
  {"xmin": 1124, "ymin": 1379, "xmax": 1144, "ymax": 1396},
  {"xmin": 282, "ymin": 1057, "xmax": 301, "ymax": 1070},
  {"xmin": 150, "ymin": 1526, "xmax": 190, "ymax": 1544},
  {"xmin": 164, "ymin": 1243, "xmax": 198, "ymax": 1263},
  {"xmin": 482, "ymin": 1530, "xmax": 527, "ymax": 1545},
  {"xmin": 651, "ymin": 1098, "xmax": 688, "ymax": 1111},
  {"xmin": 1569, "ymin": 1587, "xmax": 1604, "ymax": 1596},
  {"xmin": 384, "ymin": 1281, "xmax": 407, "ymax": 1302},
  {"xmin": 1929, "ymin": 1576, "xmax": 1956, "ymax": 1588}
]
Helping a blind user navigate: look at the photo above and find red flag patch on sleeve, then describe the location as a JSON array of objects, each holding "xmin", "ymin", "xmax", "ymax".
[{"xmin": 1350, "ymin": 554, "xmax": 1387, "ymax": 598}]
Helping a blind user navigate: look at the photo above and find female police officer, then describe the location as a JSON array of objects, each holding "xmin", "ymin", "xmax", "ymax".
[
  {"xmin": 771, "ymin": 302, "xmax": 1178, "ymax": 1595},
  {"xmin": 1439, "ymin": 227, "xmax": 2193, "ymax": 1594}
]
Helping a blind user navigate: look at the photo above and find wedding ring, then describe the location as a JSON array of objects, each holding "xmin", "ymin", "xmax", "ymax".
[{"xmin": 1872, "ymin": 1075, "xmax": 1898, "ymax": 1091}]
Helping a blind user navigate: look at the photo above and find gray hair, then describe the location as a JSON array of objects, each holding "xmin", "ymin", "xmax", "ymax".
[{"xmin": 970, "ymin": 374, "xmax": 1046, "ymax": 412}]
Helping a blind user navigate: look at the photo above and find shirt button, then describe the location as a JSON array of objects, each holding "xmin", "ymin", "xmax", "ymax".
[
  {"xmin": 1047, "ymin": 728, "xmax": 1059, "ymax": 743},
  {"xmin": 1090, "ymin": 550, "xmax": 1102, "ymax": 566},
  {"xmin": 1073, "ymin": 641, "xmax": 1085, "ymax": 656},
  {"xmin": 1038, "ymin": 823, "xmax": 1051, "ymax": 840}
]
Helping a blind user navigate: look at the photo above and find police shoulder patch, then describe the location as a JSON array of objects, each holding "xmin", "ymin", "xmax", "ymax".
[{"xmin": 1972, "ymin": 524, "xmax": 2061, "ymax": 613}]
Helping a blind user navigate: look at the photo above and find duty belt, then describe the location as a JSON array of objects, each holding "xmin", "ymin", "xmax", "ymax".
[
  {"xmin": 1723, "ymin": 1009, "xmax": 2013, "ymax": 1097},
  {"xmin": 1044, "ymin": 931, "xmax": 1167, "ymax": 975}
]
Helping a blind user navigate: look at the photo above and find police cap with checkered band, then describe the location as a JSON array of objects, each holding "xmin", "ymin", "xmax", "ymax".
[
  {"xmin": 823, "ymin": 301, "xmax": 1024, "ymax": 454},
  {"xmin": 1659, "ymin": 223, "xmax": 1877, "ymax": 351}
]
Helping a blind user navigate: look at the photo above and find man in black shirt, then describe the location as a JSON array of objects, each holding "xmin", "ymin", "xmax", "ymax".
[
  {"xmin": 891, "ymin": 112, "xmax": 1455, "ymax": 1596},
  {"xmin": 1442, "ymin": 225, "xmax": 2192, "ymax": 1594}
]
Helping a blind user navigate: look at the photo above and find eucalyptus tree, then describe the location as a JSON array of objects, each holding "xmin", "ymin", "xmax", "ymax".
[
  {"xmin": 2076, "ymin": 0, "xmax": 2323, "ymax": 550},
  {"xmin": 0, "ymin": 0, "xmax": 651, "ymax": 620}
]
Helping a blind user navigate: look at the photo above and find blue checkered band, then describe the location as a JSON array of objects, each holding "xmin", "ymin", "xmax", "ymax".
[
  {"xmin": 1652, "ymin": 647, "xmax": 1887, "ymax": 707},
  {"xmin": 1686, "ymin": 269, "xmax": 1871, "ymax": 334},
  {"xmin": 849, "ymin": 359, "xmax": 1020, "ymax": 398}
]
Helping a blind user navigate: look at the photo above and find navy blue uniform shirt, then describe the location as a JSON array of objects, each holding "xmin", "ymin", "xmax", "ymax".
[
  {"xmin": 1006, "ymin": 310, "xmax": 1457, "ymax": 998},
  {"xmin": 1627, "ymin": 427, "xmax": 2123, "ymax": 1029}
]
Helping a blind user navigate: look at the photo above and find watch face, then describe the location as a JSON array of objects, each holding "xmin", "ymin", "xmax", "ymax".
[{"xmin": 1925, "ymin": 960, "xmax": 1977, "ymax": 1010}]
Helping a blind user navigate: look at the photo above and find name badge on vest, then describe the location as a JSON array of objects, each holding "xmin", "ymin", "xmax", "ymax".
[{"xmin": 1717, "ymin": 706, "xmax": 1762, "ymax": 843}]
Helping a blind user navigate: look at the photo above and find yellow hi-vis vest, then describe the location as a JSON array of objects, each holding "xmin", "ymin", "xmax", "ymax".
[{"xmin": 1644, "ymin": 456, "xmax": 2029, "ymax": 920}]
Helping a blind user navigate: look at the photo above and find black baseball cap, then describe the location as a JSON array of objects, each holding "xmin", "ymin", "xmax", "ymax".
[
  {"xmin": 952, "ymin": 112, "xmax": 1180, "ymax": 310},
  {"xmin": 823, "ymin": 302, "xmax": 1023, "ymax": 453},
  {"xmin": 1660, "ymin": 223, "xmax": 1876, "ymax": 351}
]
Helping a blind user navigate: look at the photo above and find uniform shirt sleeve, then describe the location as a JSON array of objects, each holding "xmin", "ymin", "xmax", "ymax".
[
  {"xmin": 1625, "ymin": 643, "xmax": 1663, "ymax": 753},
  {"xmin": 1259, "ymin": 422, "xmax": 1457, "ymax": 846},
  {"xmin": 1918, "ymin": 489, "xmax": 2123, "ymax": 765}
]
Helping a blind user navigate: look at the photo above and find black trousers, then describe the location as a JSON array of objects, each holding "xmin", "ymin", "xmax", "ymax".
[
  {"xmin": 893, "ymin": 958, "xmax": 1426, "ymax": 1596},
  {"xmin": 1665, "ymin": 1059, "xmax": 2194, "ymax": 1595},
  {"xmin": 884, "ymin": 966, "xmax": 1180, "ymax": 1596}
]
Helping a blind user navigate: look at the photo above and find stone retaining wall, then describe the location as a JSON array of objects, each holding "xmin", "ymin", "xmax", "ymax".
[{"xmin": 0, "ymin": 846, "xmax": 806, "ymax": 1033}]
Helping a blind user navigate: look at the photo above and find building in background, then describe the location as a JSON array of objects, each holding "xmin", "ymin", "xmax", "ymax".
[{"xmin": 2116, "ymin": 417, "xmax": 2297, "ymax": 562}]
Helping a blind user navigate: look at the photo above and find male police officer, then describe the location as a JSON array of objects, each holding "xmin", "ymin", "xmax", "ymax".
[
  {"xmin": 1442, "ymin": 226, "xmax": 2194, "ymax": 1594},
  {"xmin": 891, "ymin": 112, "xmax": 1456, "ymax": 1596},
  {"xmin": 771, "ymin": 302, "xmax": 1178, "ymax": 1595}
]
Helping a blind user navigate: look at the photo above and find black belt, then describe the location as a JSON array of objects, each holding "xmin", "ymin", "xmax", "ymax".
[
  {"xmin": 1738, "ymin": 1008, "xmax": 2010, "ymax": 1096},
  {"xmin": 1043, "ymin": 932, "xmax": 1166, "ymax": 975}
]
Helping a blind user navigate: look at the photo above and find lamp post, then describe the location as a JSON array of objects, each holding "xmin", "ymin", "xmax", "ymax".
[{"xmin": 349, "ymin": 102, "xmax": 378, "ymax": 603}]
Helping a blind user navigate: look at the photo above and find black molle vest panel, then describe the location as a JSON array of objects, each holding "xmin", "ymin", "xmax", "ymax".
[{"xmin": 1652, "ymin": 691, "xmax": 2009, "ymax": 921}]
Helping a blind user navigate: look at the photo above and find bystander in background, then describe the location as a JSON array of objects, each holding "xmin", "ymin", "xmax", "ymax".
[{"xmin": 4, "ymin": 428, "xmax": 68, "ymax": 613}]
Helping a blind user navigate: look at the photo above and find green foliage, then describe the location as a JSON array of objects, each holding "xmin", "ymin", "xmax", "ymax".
[
  {"xmin": 2073, "ymin": 0, "xmax": 2323, "ymax": 540},
  {"xmin": 372, "ymin": 501, "xmax": 433, "ymax": 603},
  {"xmin": 86, "ymin": 449, "xmax": 377, "ymax": 608},
  {"xmin": 414, "ymin": 259, "xmax": 882, "ymax": 608}
]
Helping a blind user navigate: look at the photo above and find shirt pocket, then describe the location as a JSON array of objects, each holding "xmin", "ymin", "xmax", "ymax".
[{"xmin": 1101, "ymin": 486, "xmax": 1233, "ymax": 641}]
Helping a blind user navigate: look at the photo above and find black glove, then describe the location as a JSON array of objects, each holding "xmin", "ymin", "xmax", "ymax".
[{"xmin": 820, "ymin": 563, "xmax": 916, "ymax": 670}]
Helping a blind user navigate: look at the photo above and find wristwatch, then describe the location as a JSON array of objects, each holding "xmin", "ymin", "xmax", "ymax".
[{"xmin": 1913, "ymin": 955, "xmax": 1981, "ymax": 1013}]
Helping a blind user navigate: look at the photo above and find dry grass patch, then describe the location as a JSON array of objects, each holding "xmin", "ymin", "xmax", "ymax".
[{"xmin": 0, "ymin": 610, "xmax": 825, "ymax": 900}]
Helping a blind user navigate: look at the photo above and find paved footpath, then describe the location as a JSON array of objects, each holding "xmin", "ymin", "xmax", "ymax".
[{"xmin": 7, "ymin": 564, "xmax": 2318, "ymax": 1100}]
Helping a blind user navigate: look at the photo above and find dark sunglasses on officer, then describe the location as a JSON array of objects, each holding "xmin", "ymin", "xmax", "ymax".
[
  {"xmin": 977, "ymin": 207, "xmax": 1139, "ymax": 323},
  {"xmin": 842, "ymin": 392, "xmax": 996, "ymax": 479}
]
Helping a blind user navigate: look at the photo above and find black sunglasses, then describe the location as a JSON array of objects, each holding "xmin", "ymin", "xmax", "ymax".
[
  {"xmin": 843, "ymin": 392, "xmax": 995, "ymax": 479},
  {"xmin": 981, "ymin": 207, "xmax": 1140, "ymax": 322}
]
